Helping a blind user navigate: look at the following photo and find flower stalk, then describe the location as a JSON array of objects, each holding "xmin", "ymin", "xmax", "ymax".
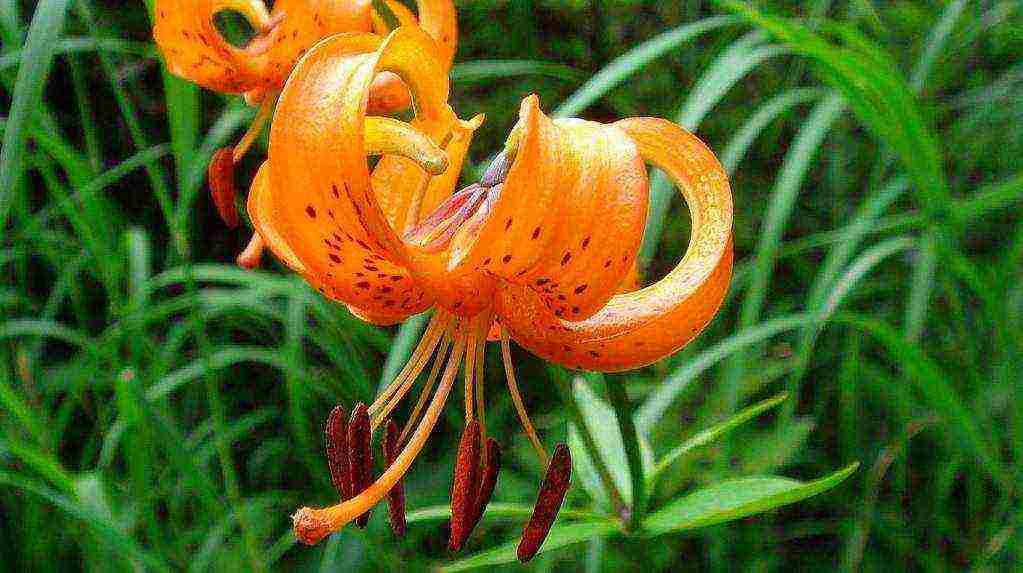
[
  {"xmin": 550, "ymin": 367, "xmax": 627, "ymax": 517},
  {"xmin": 605, "ymin": 380, "xmax": 646, "ymax": 532}
]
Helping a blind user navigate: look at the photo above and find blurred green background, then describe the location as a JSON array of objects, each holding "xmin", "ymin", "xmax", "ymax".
[{"xmin": 2, "ymin": 0, "xmax": 1021, "ymax": 570}]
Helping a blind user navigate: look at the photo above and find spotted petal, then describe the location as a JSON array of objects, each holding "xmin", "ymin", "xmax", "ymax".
[{"xmin": 495, "ymin": 117, "xmax": 734, "ymax": 372}]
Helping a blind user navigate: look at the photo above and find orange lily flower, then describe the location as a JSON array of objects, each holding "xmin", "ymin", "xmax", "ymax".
[
  {"xmin": 247, "ymin": 27, "xmax": 733, "ymax": 558},
  {"xmin": 151, "ymin": 0, "xmax": 456, "ymax": 245}
]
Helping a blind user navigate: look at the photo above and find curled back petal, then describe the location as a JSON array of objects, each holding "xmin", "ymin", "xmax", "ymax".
[
  {"xmin": 153, "ymin": 0, "xmax": 273, "ymax": 93},
  {"xmin": 154, "ymin": 0, "xmax": 454, "ymax": 106},
  {"xmin": 256, "ymin": 28, "xmax": 452, "ymax": 319},
  {"xmin": 449, "ymin": 96, "xmax": 648, "ymax": 320},
  {"xmin": 495, "ymin": 118, "xmax": 734, "ymax": 372},
  {"xmin": 257, "ymin": 0, "xmax": 376, "ymax": 92}
]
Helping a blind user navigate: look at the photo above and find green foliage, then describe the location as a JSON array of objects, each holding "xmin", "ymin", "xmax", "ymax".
[{"xmin": 2, "ymin": 0, "xmax": 1021, "ymax": 570}]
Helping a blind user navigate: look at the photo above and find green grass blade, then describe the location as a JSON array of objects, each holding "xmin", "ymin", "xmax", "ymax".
[
  {"xmin": 554, "ymin": 16, "xmax": 737, "ymax": 119},
  {"xmin": 720, "ymin": 87, "xmax": 822, "ymax": 174},
  {"xmin": 637, "ymin": 314, "xmax": 814, "ymax": 433},
  {"xmin": 0, "ymin": 0, "xmax": 70, "ymax": 233},
  {"xmin": 650, "ymin": 392, "xmax": 789, "ymax": 482},
  {"xmin": 451, "ymin": 59, "xmax": 585, "ymax": 83},
  {"xmin": 835, "ymin": 312, "xmax": 1010, "ymax": 489}
]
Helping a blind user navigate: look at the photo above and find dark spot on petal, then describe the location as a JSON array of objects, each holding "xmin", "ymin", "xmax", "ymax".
[{"xmin": 306, "ymin": 205, "xmax": 317, "ymax": 218}]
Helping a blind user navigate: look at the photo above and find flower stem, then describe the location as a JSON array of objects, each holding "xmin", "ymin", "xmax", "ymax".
[
  {"xmin": 606, "ymin": 380, "xmax": 646, "ymax": 532},
  {"xmin": 549, "ymin": 367, "xmax": 627, "ymax": 518}
]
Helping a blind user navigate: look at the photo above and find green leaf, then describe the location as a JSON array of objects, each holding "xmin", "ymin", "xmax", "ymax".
[
  {"xmin": 643, "ymin": 463, "xmax": 859, "ymax": 535},
  {"xmin": 734, "ymin": 417, "xmax": 815, "ymax": 474},
  {"xmin": 638, "ymin": 314, "xmax": 815, "ymax": 433},
  {"xmin": 0, "ymin": 0, "xmax": 70, "ymax": 231},
  {"xmin": 440, "ymin": 521, "xmax": 619, "ymax": 571},
  {"xmin": 570, "ymin": 378, "xmax": 632, "ymax": 505},
  {"xmin": 651, "ymin": 393, "xmax": 789, "ymax": 480}
]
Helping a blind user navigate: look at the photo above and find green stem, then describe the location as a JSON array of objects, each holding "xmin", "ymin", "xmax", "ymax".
[
  {"xmin": 606, "ymin": 380, "xmax": 646, "ymax": 532},
  {"xmin": 550, "ymin": 367, "xmax": 627, "ymax": 518}
]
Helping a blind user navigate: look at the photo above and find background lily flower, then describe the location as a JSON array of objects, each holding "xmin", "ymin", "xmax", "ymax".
[
  {"xmin": 152, "ymin": 0, "xmax": 456, "ymax": 108},
  {"xmin": 248, "ymin": 27, "xmax": 732, "ymax": 556},
  {"xmin": 152, "ymin": 0, "xmax": 458, "ymax": 265}
]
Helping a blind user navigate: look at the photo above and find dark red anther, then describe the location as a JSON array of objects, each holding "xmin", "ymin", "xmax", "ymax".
[
  {"xmin": 517, "ymin": 443, "xmax": 572, "ymax": 563},
  {"xmin": 324, "ymin": 405, "xmax": 352, "ymax": 500},
  {"xmin": 208, "ymin": 147, "xmax": 239, "ymax": 228},
  {"xmin": 347, "ymin": 402, "xmax": 373, "ymax": 528},
  {"xmin": 383, "ymin": 419, "xmax": 406, "ymax": 537},
  {"xmin": 466, "ymin": 438, "xmax": 501, "ymax": 537},
  {"xmin": 448, "ymin": 419, "xmax": 481, "ymax": 551}
]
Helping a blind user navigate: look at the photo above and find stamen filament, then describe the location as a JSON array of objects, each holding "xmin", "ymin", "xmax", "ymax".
[
  {"xmin": 293, "ymin": 333, "xmax": 467, "ymax": 544},
  {"xmin": 398, "ymin": 333, "xmax": 452, "ymax": 447},
  {"xmin": 368, "ymin": 312, "xmax": 451, "ymax": 417},
  {"xmin": 473, "ymin": 318, "xmax": 488, "ymax": 451},
  {"xmin": 370, "ymin": 321, "xmax": 447, "ymax": 432},
  {"xmin": 463, "ymin": 323, "xmax": 477, "ymax": 421},
  {"xmin": 233, "ymin": 94, "xmax": 277, "ymax": 163},
  {"xmin": 500, "ymin": 328, "xmax": 549, "ymax": 464}
]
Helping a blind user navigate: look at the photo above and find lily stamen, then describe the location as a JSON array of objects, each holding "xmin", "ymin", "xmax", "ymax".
[
  {"xmin": 382, "ymin": 419, "xmax": 407, "ymax": 537},
  {"xmin": 233, "ymin": 94, "xmax": 277, "ymax": 164},
  {"xmin": 398, "ymin": 333, "xmax": 452, "ymax": 447},
  {"xmin": 370, "ymin": 313, "xmax": 453, "ymax": 431},
  {"xmin": 368, "ymin": 312, "xmax": 451, "ymax": 418},
  {"xmin": 500, "ymin": 328, "xmax": 550, "ymax": 465},
  {"xmin": 294, "ymin": 325, "xmax": 467, "ymax": 545}
]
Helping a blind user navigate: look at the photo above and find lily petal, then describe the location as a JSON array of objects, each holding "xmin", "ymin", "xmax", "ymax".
[
  {"xmin": 450, "ymin": 96, "xmax": 649, "ymax": 320},
  {"xmin": 495, "ymin": 118, "xmax": 733, "ymax": 372},
  {"xmin": 254, "ymin": 28, "xmax": 453, "ymax": 319}
]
